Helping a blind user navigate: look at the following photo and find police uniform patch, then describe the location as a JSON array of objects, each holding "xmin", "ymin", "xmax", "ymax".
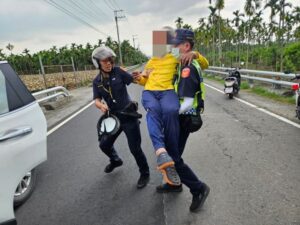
[{"xmin": 181, "ymin": 68, "xmax": 190, "ymax": 78}]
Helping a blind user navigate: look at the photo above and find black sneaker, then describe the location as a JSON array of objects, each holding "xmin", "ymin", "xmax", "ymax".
[
  {"xmin": 190, "ymin": 183, "xmax": 210, "ymax": 212},
  {"xmin": 137, "ymin": 174, "xmax": 150, "ymax": 189},
  {"xmin": 104, "ymin": 160, "xmax": 123, "ymax": 173},
  {"xmin": 156, "ymin": 183, "xmax": 183, "ymax": 193}
]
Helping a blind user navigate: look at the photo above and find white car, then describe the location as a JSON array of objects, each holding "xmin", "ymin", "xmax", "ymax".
[{"xmin": 0, "ymin": 61, "xmax": 47, "ymax": 225}]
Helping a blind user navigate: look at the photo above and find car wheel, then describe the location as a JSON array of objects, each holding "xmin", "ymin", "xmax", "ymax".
[{"xmin": 14, "ymin": 169, "xmax": 37, "ymax": 207}]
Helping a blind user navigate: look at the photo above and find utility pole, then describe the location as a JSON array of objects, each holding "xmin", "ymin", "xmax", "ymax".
[
  {"xmin": 132, "ymin": 35, "xmax": 138, "ymax": 49},
  {"xmin": 38, "ymin": 55, "xmax": 47, "ymax": 89},
  {"xmin": 114, "ymin": 10, "xmax": 125, "ymax": 66}
]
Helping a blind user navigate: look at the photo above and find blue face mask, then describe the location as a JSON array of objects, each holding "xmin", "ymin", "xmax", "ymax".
[{"xmin": 171, "ymin": 47, "xmax": 180, "ymax": 58}]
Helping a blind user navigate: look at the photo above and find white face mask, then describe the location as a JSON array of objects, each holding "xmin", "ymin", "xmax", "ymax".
[{"xmin": 171, "ymin": 47, "xmax": 180, "ymax": 58}]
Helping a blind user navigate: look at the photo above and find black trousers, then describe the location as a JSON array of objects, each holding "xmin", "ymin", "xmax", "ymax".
[
  {"xmin": 98, "ymin": 117, "xmax": 150, "ymax": 176},
  {"xmin": 167, "ymin": 115, "xmax": 204, "ymax": 195}
]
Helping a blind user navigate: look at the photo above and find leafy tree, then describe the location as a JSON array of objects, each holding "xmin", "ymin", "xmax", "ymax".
[
  {"xmin": 175, "ymin": 17, "xmax": 183, "ymax": 29},
  {"xmin": 6, "ymin": 43, "xmax": 14, "ymax": 55},
  {"xmin": 215, "ymin": 0, "xmax": 225, "ymax": 66}
]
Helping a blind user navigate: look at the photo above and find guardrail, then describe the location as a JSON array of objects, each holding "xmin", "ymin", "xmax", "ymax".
[
  {"xmin": 205, "ymin": 67, "xmax": 298, "ymax": 88},
  {"xmin": 208, "ymin": 66, "xmax": 297, "ymax": 79},
  {"xmin": 32, "ymin": 86, "xmax": 70, "ymax": 103}
]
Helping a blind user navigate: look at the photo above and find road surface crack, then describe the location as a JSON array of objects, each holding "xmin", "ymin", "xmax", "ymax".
[{"xmin": 222, "ymin": 148, "xmax": 233, "ymax": 160}]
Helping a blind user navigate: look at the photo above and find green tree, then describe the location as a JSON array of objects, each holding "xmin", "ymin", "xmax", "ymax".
[
  {"xmin": 215, "ymin": 0, "xmax": 225, "ymax": 66},
  {"xmin": 278, "ymin": 0, "xmax": 292, "ymax": 71},
  {"xmin": 0, "ymin": 49, "xmax": 5, "ymax": 60},
  {"xmin": 175, "ymin": 17, "xmax": 183, "ymax": 29},
  {"xmin": 208, "ymin": 6, "xmax": 217, "ymax": 65},
  {"xmin": 244, "ymin": 0, "xmax": 261, "ymax": 68},
  {"xmin": 232, "ymin": 10, "xmax": 244, "ymax": 64},
  {"xmin": 6, "ymin": 43, "xmax": 14, "ymax": 55}
]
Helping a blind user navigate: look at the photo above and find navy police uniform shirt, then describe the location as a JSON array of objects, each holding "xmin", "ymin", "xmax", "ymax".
[
  {"xmin": 177, "ymin": 64, "xmax": 200, "ymax": 98},
  {"xmin": 92, "ymin": 67, "xmax": 133, "ymax": 112}
]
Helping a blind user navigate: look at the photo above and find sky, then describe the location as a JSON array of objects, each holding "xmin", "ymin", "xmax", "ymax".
[{"xmin": 0, "ymin": 0, "xmax": 299, "ymax": 56}]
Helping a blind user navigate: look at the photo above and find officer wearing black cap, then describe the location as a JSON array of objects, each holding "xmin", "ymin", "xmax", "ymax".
[
  {"xmin": 156, "ymin": 29, "xmax": 210, "ymax": 212},
  {"xmin": 92, "ymin": 46, "xmax": 150, "ymax": 189}
]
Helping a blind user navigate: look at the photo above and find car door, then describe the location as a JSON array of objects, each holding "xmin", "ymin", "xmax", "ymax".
[{"xmin": 0, "ymin": 62, "xmax": 47, "ymax": 224}]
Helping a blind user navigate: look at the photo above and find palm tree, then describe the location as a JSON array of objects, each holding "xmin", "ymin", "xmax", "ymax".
[
  {"xmin": 175, "ymin": 17, "xmax": 183, "ymax": 29},
  {"xmin": 182, "ymin": 24, "xmax": 192, "ymax": 29},
  {"xmin": 198, "ymin": 18, "xmax": 206, "ymax": 29},
  {"xmin": 293, "ymin": 6, "xmax": 300, "ymax": 23},
  {"xmin": 278, "ymin": 0, "xmax": 292, "ymax": 71},
  {"xmin": 285, "ymin": 12, "xmax": 294, "ymax": 42},
  {"xmin": 22, "ymin": 48, "xmax": 30, "ymax": 56},
  {"xmin": 264, "ymin": 0, "xmax": 280, "ymax": 21},
  {"xmin": 98, "ymin": 39, "xmax": 104, "ymax": 46},
  {"xmin": 85, "ymin": 42, "xmax": 92, "ymax": 50},
  {"xmin": 6, "ymin": 43, "xmax": 14, "ymax": 55},
  {"xmin": 0, "ymin": 49, "xmax": 5, "ymax": 60},
  {"xmin": 208, "ymin": 6, "xmax": 217, "ymax": 65},
  {"xmin": 253, "ymin": 10, "xmax": 263, "ymax": 44},
  {"xmin": 292, "ymin": 6, "xmax": 300, "ymax": 41},
  {"xmin": 232, "ymin": 10, "xmax": 244, "ymax": 64},
  {"xmin": 215, "ymin": 0, "xmax": 225, "ymax": 66},
  {"xmin": 244, "ymin": 0, "xmax": 261, "ymax": 68},
  {"xmin": 50, "ymin": 46, "xmax": 57, "ymax": 53}
]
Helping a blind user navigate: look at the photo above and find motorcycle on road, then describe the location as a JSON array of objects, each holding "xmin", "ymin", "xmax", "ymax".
[{"xmin": 224, "ymin": 68, "xmax": 241, "ymax": 99}]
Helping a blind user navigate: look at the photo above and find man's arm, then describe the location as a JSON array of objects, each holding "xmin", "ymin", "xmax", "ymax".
[
  {"xmin": 193, "ymin": 52, "xmax": 209, "ymax": 70},
  {"xmin": 94, "ymin": 98, "xmax": 109, "ymax": 113},
  {"xmin": 180, "ymin": 51, "xmax": 209, "ymax": 70},
  {"xmin": 92, "ymin": 80, "xmax": 108, "ymax": 113},
  {"xmin": 132, "ymin": 69, "xmax": 152, "ymax": 86},
  {"xmin": 179, "ymin": 97, "xmax": 194, "ymax": 114}
]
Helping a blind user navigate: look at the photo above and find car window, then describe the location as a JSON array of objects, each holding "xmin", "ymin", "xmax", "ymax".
[
  {"xmin": 0, "ymin": 63, "xmax": 35, "ymax": 113},
  {"xmin": 0, "ymin": 70, "xmax": 9, "ymax": 115}
]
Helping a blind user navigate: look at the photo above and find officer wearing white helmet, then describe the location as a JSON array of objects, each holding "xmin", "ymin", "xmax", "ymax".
[{"xmin": 92, "ymin": 46, "xmax": 150, "ymax": 188}]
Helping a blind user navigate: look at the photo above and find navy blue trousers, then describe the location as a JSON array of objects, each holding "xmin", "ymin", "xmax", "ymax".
[{"xmin": 142, "ymin": 90, "xmax": 203, "ymax": 194}]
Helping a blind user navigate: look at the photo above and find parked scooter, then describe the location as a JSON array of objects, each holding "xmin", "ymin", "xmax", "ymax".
[
  {"xmin": 224, "ymin": 68, "xmax": 241, "ymax": 99},
  {"xmin": 291, "ymin": 74, "xmax": 300, "ymax": 120}
]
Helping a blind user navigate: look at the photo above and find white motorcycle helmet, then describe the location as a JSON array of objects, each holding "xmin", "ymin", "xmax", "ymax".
[{"xmin": 92, "ymin": 46, "xmax": 116, "ymax": 69}]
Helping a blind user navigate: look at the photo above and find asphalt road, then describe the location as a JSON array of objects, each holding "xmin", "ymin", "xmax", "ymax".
[{"xmin": 15, "ymin": 83, "xmax": 300, "ymax": 225}]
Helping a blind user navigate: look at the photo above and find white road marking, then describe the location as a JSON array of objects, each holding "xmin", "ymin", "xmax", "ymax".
[
  {"xmin": 204, "ymin": 83, "xmax": 300, "ymax": 129},
  {"xmin": 47, "ymin": 101, "xmax": 94, "ymax": 136}
]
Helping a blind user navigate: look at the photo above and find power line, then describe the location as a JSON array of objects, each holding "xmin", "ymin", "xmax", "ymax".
[
  {"xmin": 44, "ymin": 0, "xmax": 109, "ymax": 37},
  {"xmin": 87, "ymin": 0, "xmax": 112, "ymax": 19},
  {"xmin": 104, "ymin": 0, "xmax": 115, "ymax": 10},
  {"xmin": 60, "ymin": 0, "xmax": 103, "ymax": 24},
  {"xmin": 72, "ymin": 0, "xmax": 109, "ymax": 22},
  {"xmin": 108, "ymin": 0, "xmax": 120, "ymax": 9}
]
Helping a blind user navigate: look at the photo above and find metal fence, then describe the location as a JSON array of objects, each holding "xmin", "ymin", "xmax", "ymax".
[
  {"xmin": 32, "ymin": 64, "xmax": 142, "ymax": 104},
  {"xmin": 205, "ymin": 67, "xmax": 298, "ymax": 89}
]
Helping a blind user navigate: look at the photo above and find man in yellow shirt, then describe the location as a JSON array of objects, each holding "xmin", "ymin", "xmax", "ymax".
[{"xmin": 133, "ymin": 28, "xmax": 209, "ymax": 190}]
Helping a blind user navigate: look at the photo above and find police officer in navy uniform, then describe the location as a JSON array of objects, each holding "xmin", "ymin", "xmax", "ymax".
[
  {"xmin": 92, "ymin": 46, "xmax": 150, "ymax": 189},
  {"xmin": 156, "ymin": 29, "xmax": 210, "ymax": 212}
]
